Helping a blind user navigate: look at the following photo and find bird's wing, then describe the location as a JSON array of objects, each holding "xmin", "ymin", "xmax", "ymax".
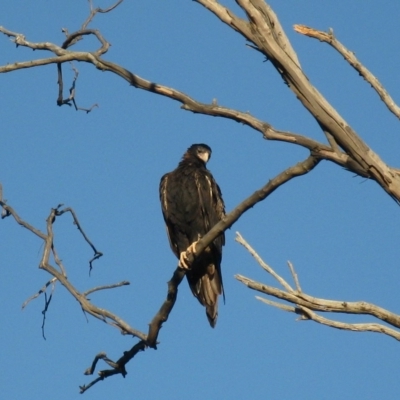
[{"xmin": 159, "ymin": 172, "xmax": 180, "ymax": 259}]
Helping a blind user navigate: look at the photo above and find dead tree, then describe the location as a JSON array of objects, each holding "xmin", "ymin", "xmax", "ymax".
[{"xmin": 1, "ymin": 0, "xmax": 400, "ymax": 392}]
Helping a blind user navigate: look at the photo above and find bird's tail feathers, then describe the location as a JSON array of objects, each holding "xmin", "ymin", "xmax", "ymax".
[
  {"xmin": 190, "ymin": 263, "xmax": 222, "ymax": 328},
  {"xmin": 206, "ymin": 303, "xmax": 218, "ymax": 328}
]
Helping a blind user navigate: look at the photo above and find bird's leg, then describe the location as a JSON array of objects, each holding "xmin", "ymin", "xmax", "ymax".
[{"xmin": 178, "ymin": 239, "xmax": 200, "ymax": 270}]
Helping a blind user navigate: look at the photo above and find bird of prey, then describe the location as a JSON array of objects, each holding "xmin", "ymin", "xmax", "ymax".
[{"xmin": 159, "ymin": 143, "xmax": 225, "ymax": 327}]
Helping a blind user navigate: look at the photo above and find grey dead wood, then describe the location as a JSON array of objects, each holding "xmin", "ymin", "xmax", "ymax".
[{"xmin": 2, "ymin": 0, "xmax": 400, "ymax": 393}]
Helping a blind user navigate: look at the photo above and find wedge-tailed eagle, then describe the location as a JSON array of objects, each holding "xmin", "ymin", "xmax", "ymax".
[{"xmin": 160, "ymin": 144, "xmax": 225, "ymax": 327}]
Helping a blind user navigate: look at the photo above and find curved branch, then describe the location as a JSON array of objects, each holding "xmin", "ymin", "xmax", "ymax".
[
  {"xmin": 0, "ymin": 26, "xmax": 381, "ymax": 179},
  {"xmin": 294, "ymin": 24, "xmax": 400, "ymax": 121},
  {"xmin": 61, "ymin": 29, "xmax": 110, "ymax": 55},
  {"xmin": 82, "ymin": 0, "xmax": 125, "ymax": 31}
]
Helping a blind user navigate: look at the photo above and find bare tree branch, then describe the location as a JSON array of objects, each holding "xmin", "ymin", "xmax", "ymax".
[
  {"xmin": 294, "ymin": 24, "xmax": 400, "ymax": 121},
  {"xmin": 190, "ymin": 155, "xmax": 319, "ymax": 259},
  {"xmin": 236, "ymin": 232, "xmax": 293, "ymax": 292},
  {"xmin": 2, "ymin": 1, "xmax": 400, "ymax": 200},
  {"xmin": 56, "ymin": 63, "xmax": 98, "ymax": 112},
  {"xmin": 0, "ymin": 151, "xmax": 320, "ymax": 391},
  {"xmin": 80, "ymin": 340, "xmax": 145, "ymax": 394},
  {"xmin": 287, "ymin": 261, "xmax": 301, "ymax": 292},
  {"xmin": 55, "ymin": 206, "xmax": 103, "ymax": 273},
  {"xmin": 83, "ymin": 281, "xmax": 130, "ymax": 297},
  {"xmin": 3, "ymin": 0, "xmax": 400, "ymax": 393},
  {"xmin": 83, "ymin": 0, "xmax": 125, "ymax": 31},
  {"xmin": 0, "ymin": 23, "xmax": 368, "ymax": 177},
  {"xmin": 196, "ymin": 0, "xmax": 400, "ymax": 201},
  {"xmin": 22, "ymin": 277, "xmax": 58, "ymax": 309},
  {"xmin": 41, "ymin": 287, "xmax": 55, "ymax": 340},
  {"xmin": 147, "ymin": 267, "xmax": 186, "ymax": 348},
  {"xmin": 0, "ymin": 196, "xmax": 147, "ymax": 341},
  {"xmin": 235, "ymin": 234, "xmax": 400, "ymax": 341},
  {"xmin": 0, "ymin": 22, "xmax": 391, "ymax": 182}
]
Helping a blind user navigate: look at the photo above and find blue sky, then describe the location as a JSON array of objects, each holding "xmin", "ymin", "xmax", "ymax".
[{"xmin": 2, "ymin": 1, "xmax": 400, "ymax": 399}]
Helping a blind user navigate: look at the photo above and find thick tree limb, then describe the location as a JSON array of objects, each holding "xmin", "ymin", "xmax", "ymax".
[
  {"xmin": 235, "ymin": 234, "xmax": 400, "ymax": 341},
  {"xmin": 2, "ymin": 1, "xmax": 400, "ymax": 197},
  {"xmin": 197, "ymin": 0, "xmax": 400, "ymax": 201}
]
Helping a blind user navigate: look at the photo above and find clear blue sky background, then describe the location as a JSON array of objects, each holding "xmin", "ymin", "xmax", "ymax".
[{"xmin": 2, "ymin": 1, "xmax": 400, "ymax": 399}]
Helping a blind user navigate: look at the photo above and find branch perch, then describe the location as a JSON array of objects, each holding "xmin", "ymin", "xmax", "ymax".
[{"xmin": 0, "ymin": 152, "xmax": 319, "ymax": 391}]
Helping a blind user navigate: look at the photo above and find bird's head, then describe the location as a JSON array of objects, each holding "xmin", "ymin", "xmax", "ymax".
[{"xmin": 184, "ymin": 143, "xmax": 212, "ymax": 164}]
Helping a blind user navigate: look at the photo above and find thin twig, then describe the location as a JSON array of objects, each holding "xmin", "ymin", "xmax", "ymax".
[
  {"xmin": 55, "ymin": 207, "xmax": 103, "ymax": 273},
  {"xmin": 235, "ymin": 232, "xmax": 293, "ymax": 293},
  {"xmin": 52, "ymin": 245, "xmax": 67, "ymax": 277},
  {"xmin": 83, "ymin": 0, "xmax": 124, "ymax": 30},
  {"xmin": 0, "ymin": 183, "xmax": 10, "ymax": 218},
  {"xmin": 22, "ymin": 277, "xmax": 58, "ymax": 309},
  {"xmin": 287, "ymin": 261, "xmax": 301, "ymax": 292},
  {"xmin": 256, "ymin": 296, "xmax": 295, "ymax": 313},
  {"xmin": 41, "ymin": 283, "xmax": 56, "ymax": 340},
  {"xmin": 83, "ymin": 281, "xmax": 130, "ymax": 297},
  {"xmin": 0, "ymin": 200, "xmax": 46, "ymax": 240}
]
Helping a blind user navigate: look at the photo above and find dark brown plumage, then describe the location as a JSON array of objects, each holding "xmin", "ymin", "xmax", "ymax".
[{"xmin": 159, "ymin": 144, "xmax": 225, "ymax": 327}]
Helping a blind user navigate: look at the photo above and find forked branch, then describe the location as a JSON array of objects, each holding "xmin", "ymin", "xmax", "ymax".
[
  {"xmin": 196, "ymin": 0, "xmax": 400, "ymax": 201},
  {"xmin": 235, "ymin": 233, "xmax": 400, "ymax": 341},
  {"xmin": 0, "ymin": 194, "xmax": 146, "ymax": 340}
]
